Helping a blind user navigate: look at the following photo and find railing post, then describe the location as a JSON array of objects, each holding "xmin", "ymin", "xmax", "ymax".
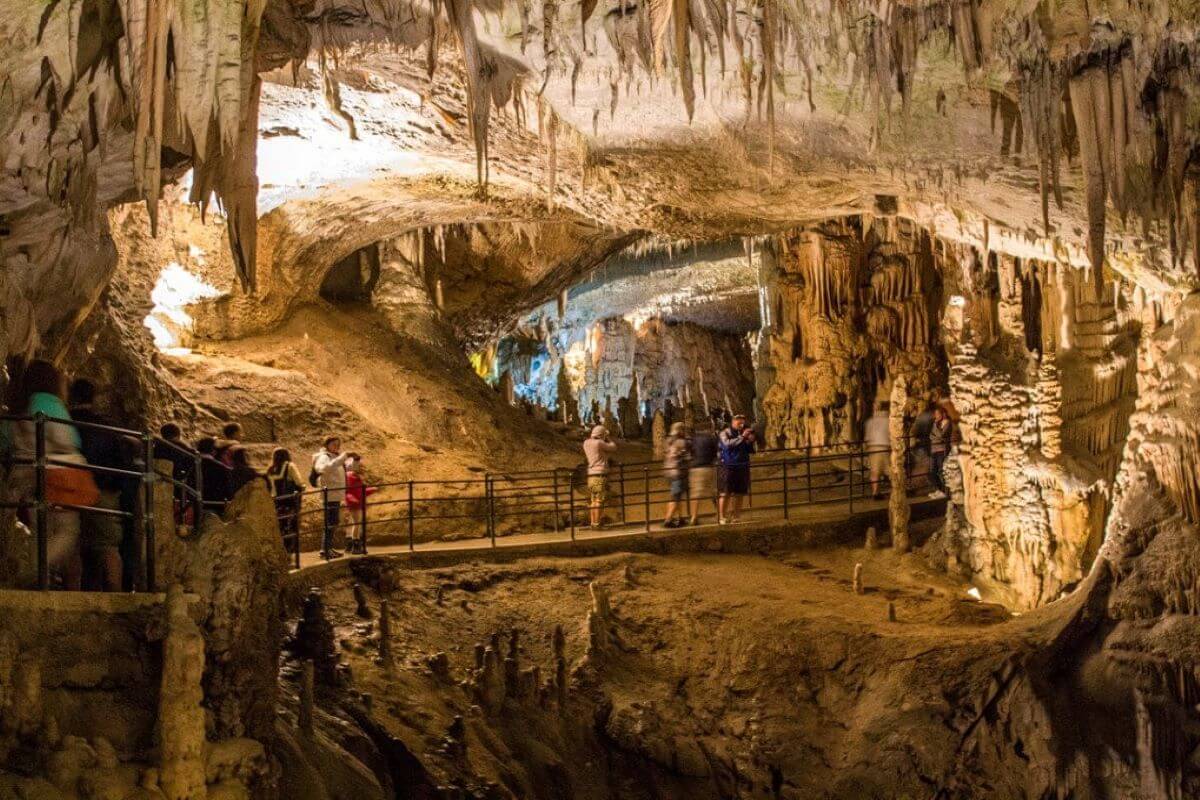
[
  {"xmin": 486, "ymin": 474, "xmax": 496, "ymax": 547},
  {"xmin": 643, "ymin": 467, "xmax": 651, "ymax": 532},
  {"xmin": 848, "ymin": 446, "xmax": 856, "ymax": 514},
  {"xmin": 321, "ymin": 485, "xmax": 330, "ymax": 555},
  {"xmin": 568, "ymin": 479, "xmax": 576, "ymax": 542},
  {"xmin": 34, "ymin": 413, "xmax": 48, "ymax": 590},
  {"xmin": 193, "ymin": 451, "xmax": 203, "ymax": 536},
  {"xmin": 618, "ymin": 463, "xmax": 626, "ymax": 525},
  {"xmin": 782, "ymin": 459, "xmax": 790, "ymax": 520},
  {"xmin": 407, "ymin": 480, "xmax": 415, "ymax": 552},
  {"xmin": 552, "ymin": 469, "xmax": 560, "ymax": 534},
  {"xmin": 293, "ymin": 493, "xmax": 300, "ymax": 570},
  {"xmin": 806, "ymin": 453, "xmax": 813, "ymax": 503},
  {"xmin": 360, "ymin": 483, "xmax": 369, "ymax": 555},
  {"xmin": 142, "ymin": 434, "xmax": 156, "ymax": 593}
]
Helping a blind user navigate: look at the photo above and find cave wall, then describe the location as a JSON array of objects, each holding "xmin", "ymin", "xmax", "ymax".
[
  {"xmin": 756, "ymin": 216, "xmax": 946, "ymax": 449},
  {"xmin": 507, "ymin": 315, "xmax": 755, "ymax": 433},
  {"xmin": 934, "ymin": 243, "xmax": 1140, "ymax": 610}
]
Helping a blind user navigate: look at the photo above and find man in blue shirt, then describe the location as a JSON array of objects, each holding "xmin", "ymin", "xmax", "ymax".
[{"xmin": 717, "ymin": 415, "xmax": 756, "ymax": 524}]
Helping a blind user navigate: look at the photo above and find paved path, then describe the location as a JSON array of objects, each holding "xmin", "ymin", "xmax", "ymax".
[{"xmin": 293, "ymin": 490, "xmax": 938, "ymax": 571}]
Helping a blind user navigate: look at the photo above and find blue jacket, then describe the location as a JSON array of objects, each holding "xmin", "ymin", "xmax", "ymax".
[{"xmin": 718, "ymin": 427, "xmax": 755, "ymax": 466}]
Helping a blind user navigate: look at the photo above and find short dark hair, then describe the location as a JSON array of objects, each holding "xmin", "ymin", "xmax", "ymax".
[
  {"xmin": 67, "ymin": 378, "xmax": 96, "ymax": 407},
  {"xmin": 21, "ymin": 360, "xmax": 63, "ymax": 403},
  {"xmin": 196, "ymin": 436, "xmax": 217, "ymax": 454},
  {"xmin": 324, "ymin": 436, "xmax": 340, "ymax": 448},
  {"xmin": 222, "ymin": 422, "xmax": 242, "ymax": 439},
  {"xmin": 879, "ymin": 401, "xmax": 890, "ymax": 412},
  {"xmin": 229, "ymin": 446, "xmax": 251, "ymax": 467},
  {"xmin": 160, "ymin": 423, "xmax": 182, "ymax": 440}
]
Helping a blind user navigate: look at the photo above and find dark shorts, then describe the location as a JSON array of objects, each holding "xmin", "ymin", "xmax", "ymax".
[
  {"xmin": 718, "ymin": 465, "xmax": 750, "ymax": 496},
  {"xmin": 669, "ymin": 476, "xmax": 688, "ymax": 500}
]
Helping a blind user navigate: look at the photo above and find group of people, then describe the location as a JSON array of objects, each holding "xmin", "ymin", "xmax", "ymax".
[
  {"xmin": 157, "ymin": 428, "xmax": 372, "ymax": 562},
  {"xmin": 863, "ymin": 397, "xmax": 957, "ymax": 501},
  {"xmin": 2, "ymin": 361, "xmax": 143, "ymax": 591},
  {"xmin": 583, "ymin": 413, "xmax": 760, "ymax": 529}
]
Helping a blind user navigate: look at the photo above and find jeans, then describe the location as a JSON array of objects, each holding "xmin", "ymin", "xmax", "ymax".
[
  {"xmin": 930, "ymin": 451, "xmax": 948, "ymax": 494},
  {"xmin": 322, "ymin": 502, "xmax": 341, "ymax": 553}
]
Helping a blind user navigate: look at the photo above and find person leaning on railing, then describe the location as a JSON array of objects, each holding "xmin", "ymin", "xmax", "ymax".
[{"xmin": 5, "ymin": 361, "xmax": 88, "ymax": 590}]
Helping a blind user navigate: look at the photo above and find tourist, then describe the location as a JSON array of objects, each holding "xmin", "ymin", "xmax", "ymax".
[
  {"xmin": 865, "ymin": 402, "xmax": 891, "ymax": 500},
  {"xmin": 344, "ymin": 453, "xmax": 376, "ymax": 554},
  {"xmin": 717, "ymin": 415, "xmax": 755, "ymax": 524},
  {"xmin": 67, "ymin": 379, "xmax": 129, "ymax": 592},
  {"xmin": 662, "ymin": 422, "xmax": 691, "ymax": 528},
  {"xmin": 195, "ymin": 436, "xmax": 232, "ymax": 513},
  {"xmin": 214, "ymin": 422, "xmax": 242, "ymax": 467},
  {"xmin": 911, "ymin": 400, "xmax": 934, "ymax": 470},
  {"xmin": 227, "ymin": 446, "xmax": 262, "ymax": 498},
  {"xmin": 154, "ymin": 423, "xmax": 195, "ymax": 525},
  {"xmin": 266, "ymin": 448, "xmax": 305, "ymax": 554},
  {"xmin": 929, "ymin": 407, "xmax": 952, "ymax": 499},
  {"xmin": 688, "ymin": 424, "xmax": 719, "ymax": 525},
  {"xmin": 9, "ymin": 361, "xmax": 87, "ymax": 590},
  {"xmin": 312, "ymin": 436, "xmax": 351, "ymax": 559},
  {"xmin": 582, "ymin": 425, "xmax": 617, "ymax": 528}
]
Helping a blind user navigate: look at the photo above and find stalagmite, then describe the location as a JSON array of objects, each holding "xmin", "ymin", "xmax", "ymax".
[
  {"xmin": 378, "ymin": 599, "xmax": 393, "ymax": 666},
  {"xmin": 158, "ymin": 586, "xmax": 207, "ymax": 800},
  {"xmin": 852, "ymin": 563, "xmax": 863, "ymax": 594},
  {"xmin": 353, "ymin": 583, "xmax": 371, "ymax": 618}
]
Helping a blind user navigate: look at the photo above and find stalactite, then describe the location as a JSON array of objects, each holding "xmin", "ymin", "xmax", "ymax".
[{"xmin": 446, "ymin": 0, "xmax": 493, "ymax": 193}]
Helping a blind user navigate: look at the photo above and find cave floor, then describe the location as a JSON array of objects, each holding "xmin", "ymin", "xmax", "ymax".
[{"xmin": 294, "ymin": 544, "xmax": 1023, "ymax": 798}]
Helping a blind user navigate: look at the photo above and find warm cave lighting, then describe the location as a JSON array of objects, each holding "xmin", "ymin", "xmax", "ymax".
[{"xmin": 143, "ymin": 261, "xmax": 222, "ymax": 355}]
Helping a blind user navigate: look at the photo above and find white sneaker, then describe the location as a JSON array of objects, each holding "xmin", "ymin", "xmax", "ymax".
[
  {"xmin": 929, "ymin": 491, "xmax": 946, "ymax": 499},
  {"xmin": 718, "ymin": 518, "xmax": 728, "ymax": 525}
]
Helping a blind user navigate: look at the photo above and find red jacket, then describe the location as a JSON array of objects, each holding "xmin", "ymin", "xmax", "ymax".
[{"xmin": 344, "ymin": 470, "xmax": 376, "ymax": 508}]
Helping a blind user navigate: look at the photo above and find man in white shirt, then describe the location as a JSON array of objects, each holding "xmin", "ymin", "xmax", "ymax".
[
  {"xmin": 313, "ymin": 436, "xmax": 351, "ymax": 559},
  {"xmin": 864, "ymin": 403, "xmax": 891, "ymax": 500}
]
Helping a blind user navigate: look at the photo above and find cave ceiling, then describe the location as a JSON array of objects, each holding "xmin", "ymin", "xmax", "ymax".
[{"xmin": 3, "ymin": 0, "xmax": 1200, "ymax": 357}]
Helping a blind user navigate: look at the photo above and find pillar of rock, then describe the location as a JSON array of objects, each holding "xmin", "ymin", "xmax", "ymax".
[
  {"xmin": 889, "ymin": 377, "xmax": 911, "ymax": 552},
  {"xmin": 158, "ymin": 585, "xmax": 207, "ymax": 800},
  {"xmin": 652, "ymin": 410, "xmax": 666, "ymax": 457}
]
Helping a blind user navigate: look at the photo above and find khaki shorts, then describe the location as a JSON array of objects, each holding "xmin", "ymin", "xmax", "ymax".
[
  {"xmin": 688, "ymin": 466, "xmax": 715, "ymax": 499},
  {"xmin": 587, "ymin": 475, "xmax": 608, "ymax": 503},
  {"xmin": 869, "ymin": 452, "xmax": 889, "ymax": 479}
]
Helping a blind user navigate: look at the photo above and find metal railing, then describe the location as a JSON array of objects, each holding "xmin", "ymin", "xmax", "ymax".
[
  {"xmin": 0, "ymin": 410, "xmax": 943, "ymax": 584},
  {"xmin": 0, "ymin": 413, "xmax": 241, "ymax": 592},
  {"xmin": 289, "ymin": 437, "xmax": 939, "ymax": 561}
]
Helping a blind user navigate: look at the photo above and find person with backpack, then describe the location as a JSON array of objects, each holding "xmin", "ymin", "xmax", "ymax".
[
  {"xmin": 343, "ymin": 453, "xmax": 376, "ymax": 554},
  {"xmin": 267, "ymin": 448, "xmax": 304, "ymax": 555},
  {"xmin": 214, "ymin": 422, "xmax": 242, "ymax": 468},
  {"xmin": 195, "ymin": 436, "xmax": 233, "ymax": 514},
  {"xmin": 717, "ymin": 414, "xmax": 756, "ymax": 525},
  {"xmin": 311, "ymin": 436, "xmax": 351, "ymax": 559},
  {"xmin": 9, "ymin": 361, "xmax": 88, "ymax": 589},
  {"xmin": 928, "ymin": 407, "xmax": 953, "ymax": 499},
  {"xmin": 688, "ymin": 425, "xmax": 720, "ymax": 525},
  {"xmin": 67, "ymin": 378, "xmax": 131, "ymax": 592},
  {"xmin": 662, "ymin": 423, "xmax": 691, "ymax": 528}
]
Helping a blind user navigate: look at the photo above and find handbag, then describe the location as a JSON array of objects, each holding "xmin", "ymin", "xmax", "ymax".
[{"xmin": 46, "ymin": 467, "xmax": 101, "ymax": 508}]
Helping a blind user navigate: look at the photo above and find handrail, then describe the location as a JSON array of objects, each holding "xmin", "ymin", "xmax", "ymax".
[{"xmin": 1, "ymin": 412, "xmax": 943, "ymax": 581}]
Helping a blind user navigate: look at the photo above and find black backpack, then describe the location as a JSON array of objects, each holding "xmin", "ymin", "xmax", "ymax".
[{"xmin": 308, "ymin": 455, "xmax": 321, "ymax": 488}]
